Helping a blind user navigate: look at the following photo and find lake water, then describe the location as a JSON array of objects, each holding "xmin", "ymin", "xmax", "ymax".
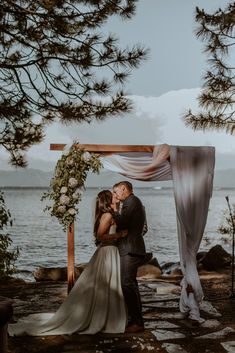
[{"xmin": 3, "ymin": 187, "xmax": 235, "ymax": 281}]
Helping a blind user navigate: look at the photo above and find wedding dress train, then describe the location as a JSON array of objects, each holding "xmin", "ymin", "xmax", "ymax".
[{"xmin": 8, "ymin": 227, "xmax": 126, "ymax": 336}]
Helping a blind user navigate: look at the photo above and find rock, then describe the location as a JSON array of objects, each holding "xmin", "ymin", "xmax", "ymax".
[
  {"xmin": 147, "ymin": 257, "xmax": 161, "ymax": 269},
  {"xmin": 198, "ymin": 269, "xmax": 226, "ymax": 279},
  {"xmin": 199, "ymin": 300, "xmax": 222, "ymax": 317},
  {"xmin": 0, "ymin": 278, "xmax": 26, "ymax": 285},
  {"xmin": 145, "ymin": 321, "xmax": 180, "ymax": 329},
  {"xmin": 33, "ymin": 264, "xmax": 86, "ymax": 281},
  {"xmin": 162, "ymin": 343, "xmax": 188, "ymax": 353},
  {"xmin": 221, "ymin": 341, "xmax": 235, "ymax": 353},
  {"xmin": 151, "ymin": 329, "xmax": 185, "ymax": 341},
  {"xmin": 196, "ymin": 251, "xmax": 207, "ymax": 262},
  {"xmin": 0, "ymin": 299, "xmax": 13, "ymax": 353},
  {"xmin": 0, "ymin": 300, "xmax": 13, "ymax": 325},
  {"xmin": 161, "ymin": 262, "xmax": 182, "ymax": 277},
  {"xmin": 170, "ymin": 267, "xmax": 183, "ymax": 277},
  {"xmin": 35, "ymin": 259, "xmax": 163, "ymax": 282},
  {"xmin": 161, "ymin": 262, "xmax": 178, "ymax": 273},
  {"xmin": 200, "ymin": 319, "xmax": 221, "ymax": 328},
  {"xmin": 200, "ymin": 245, "xmax": 231, "ymax": 271},
  {"xmin": 137, "ymin": 264, "xmax": 162, "ymax": 279},
  {"xmin": 195, "ymin": 327, "xmax": 235, "ymax": 339}
]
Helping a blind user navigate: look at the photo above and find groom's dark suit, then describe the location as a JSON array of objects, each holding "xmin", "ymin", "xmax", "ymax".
[{"xmin": 113, "ymin": 193, "xmax": 146, "ymax": 327}]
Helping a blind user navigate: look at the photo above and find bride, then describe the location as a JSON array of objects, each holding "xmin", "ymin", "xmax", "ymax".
[{"xmin": 9, "ymin": 190, "xmax": 127, "ymax": 336}]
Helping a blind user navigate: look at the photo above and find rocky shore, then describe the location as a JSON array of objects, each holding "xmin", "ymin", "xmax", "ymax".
[{"xmin": 1, "ymin": 245, "xmax": 235, "ymax": 353}]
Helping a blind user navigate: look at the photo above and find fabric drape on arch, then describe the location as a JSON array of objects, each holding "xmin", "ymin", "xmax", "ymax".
[{"xmin": 101, "ymin": 143, "xmax": 215, "ymax": 320}]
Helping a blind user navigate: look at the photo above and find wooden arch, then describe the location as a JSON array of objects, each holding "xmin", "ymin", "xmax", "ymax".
[{"xmin": 50, "ymin": 143, "xmax": 155, "ymax": 292}]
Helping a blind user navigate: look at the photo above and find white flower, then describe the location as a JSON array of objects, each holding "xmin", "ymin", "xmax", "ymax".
[
  {"xmin": 81, "ymin": 151, "xmax": 91, "ymax": 162},
  {"xmin": 72, "ymin": 191, "xmax": 80, "ymax": 201},
  {"xmin": 68, "ymin": 177, "xmax": 78, "ymax": 188},
  {"xmin": 68, "ymin": 208, "xmax": 76, "ymax": 215},
  {"xmin": 29, "ymin": 127, "xmax": 36, "ymax": 135},
  {"xmin": 57, "ymin": 206, "xmax": 66, "ymax": 214},
  {"xmin": 59, "ymin": 195, "xmax": 70, "ymax": 205},
  {"xmin": 65, "ymin": 157, "xmax": 74, "ymax": 166},
  {"xmin": 60, "ymin": 186, "xmax": 68, "ymax": 194}
]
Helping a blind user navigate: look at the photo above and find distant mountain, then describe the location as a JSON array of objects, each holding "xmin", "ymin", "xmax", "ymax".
[
  {"xmin": 213, "ymin": 169, "xmax": 235, "ymax": 189},
  {"xmin": 0, "ymin": 168, "xmax": 165, "ymax": 188},
  {"xmin": 0, "ymin": 168, "xmax": 235, "ymax": 188},
  {"xmin": 0, "ymin": 169, "xmax": 53, "ymax": 188}
]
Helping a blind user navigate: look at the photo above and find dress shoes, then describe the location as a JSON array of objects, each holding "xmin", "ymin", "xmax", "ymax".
[{"xmin": 125, "ymin": 324, "xmax": 145, "ymax": 333}]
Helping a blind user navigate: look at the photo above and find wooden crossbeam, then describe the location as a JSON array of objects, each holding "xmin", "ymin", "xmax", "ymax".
[{"xmin": 50, "ymin": 143, "xmax": 154, "ymax": 153}]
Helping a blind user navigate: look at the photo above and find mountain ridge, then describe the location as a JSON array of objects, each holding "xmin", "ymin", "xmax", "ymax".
[{"xmin": 0, "ymin": 168, "xmax": 234, "ymax": 188}]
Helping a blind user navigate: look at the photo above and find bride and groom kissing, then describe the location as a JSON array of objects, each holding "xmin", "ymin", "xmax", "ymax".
[{"xmin": 9, "ymin": 181, "xmax": 150, "ymax": 336}]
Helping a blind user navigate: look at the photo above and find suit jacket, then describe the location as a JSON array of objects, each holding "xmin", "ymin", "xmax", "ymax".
[{"xmin": 113, "ymin": 194, "xmax": 146, "ymax": 256}]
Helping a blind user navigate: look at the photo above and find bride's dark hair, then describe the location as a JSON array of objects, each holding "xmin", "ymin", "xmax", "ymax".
[{"xmin": 93, "ymin": 190, "xmax": 113, "ymax": 239}]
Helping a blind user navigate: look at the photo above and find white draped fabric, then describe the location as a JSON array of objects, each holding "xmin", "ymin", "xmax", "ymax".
[
  {"xmin": 170, "ymin": 146, "xmax": 215, "ymax": 320},
  {"xmin": 101, "ymin": 144, "xmax": 215, "ymax": 320},
  {"xmin": 101, "ymin": 143, "xmax": 172, "ymax": 181}
]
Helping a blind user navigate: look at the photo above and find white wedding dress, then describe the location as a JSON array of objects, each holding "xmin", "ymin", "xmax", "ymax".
[{"xmin": 8, "ymin": 225, "xmax": 127, "ymax": 336}]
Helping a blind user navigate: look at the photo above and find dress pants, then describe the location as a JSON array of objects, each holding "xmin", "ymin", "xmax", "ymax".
[{"xmin": 120, "ymin": 254, "xmax": 146, "ymax": 326}]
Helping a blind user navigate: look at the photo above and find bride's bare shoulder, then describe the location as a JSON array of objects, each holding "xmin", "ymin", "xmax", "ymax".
[
  {"xmin": 100, "ymin": 212, "xmax": 113, "ymax": 222},
  {"xmin": 97, "ymin": 212, "xmax": 113, "ymax": 237}
]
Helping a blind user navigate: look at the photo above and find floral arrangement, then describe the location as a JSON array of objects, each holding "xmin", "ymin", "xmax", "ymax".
[{"xmin": 42, "ymin": 142, "xmax": 102, "ymax": 231}]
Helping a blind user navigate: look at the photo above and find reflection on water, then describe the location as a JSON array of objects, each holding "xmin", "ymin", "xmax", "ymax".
[{"xmin": 3, "ymin": 187, "xmax": 235, "ymax": 281}]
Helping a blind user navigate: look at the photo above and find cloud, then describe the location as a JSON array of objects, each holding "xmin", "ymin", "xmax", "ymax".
[
  {"xmin": 1, "ymin": 87, "xmax": 235, "ymax": 171},
  {"xmin": 132, "ymin": 88, "xmax": 235, "ymax": 152}
]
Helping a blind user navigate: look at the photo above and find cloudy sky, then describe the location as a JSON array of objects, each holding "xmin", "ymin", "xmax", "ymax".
[{"xmin": 1, "ymin": 0, "xmax": 234, "ymax": 171}]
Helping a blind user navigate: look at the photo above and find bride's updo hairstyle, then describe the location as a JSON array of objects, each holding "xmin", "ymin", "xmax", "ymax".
[{"xmin": 94, "ymin": 190, "xmax": 113, "ymax": 239}]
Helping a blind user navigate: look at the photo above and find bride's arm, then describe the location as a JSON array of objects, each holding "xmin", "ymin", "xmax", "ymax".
[{"xmin": 96, "ymin": 213, "xmax": 128, "ymax": 243}]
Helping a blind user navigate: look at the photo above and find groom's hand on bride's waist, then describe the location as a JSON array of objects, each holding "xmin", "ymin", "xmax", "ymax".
[
  {"xmin": 99, "ymin": 229, "xmax": 128, "ymax": 242},
  {"xmin": 119, "ymin": 229, "xmax": 128, "ymax": 238}
]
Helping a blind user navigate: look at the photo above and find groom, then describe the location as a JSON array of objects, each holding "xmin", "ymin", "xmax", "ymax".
[{"xmin": 112, "ymin": 181, "xmax": 147, "ymax": 333}]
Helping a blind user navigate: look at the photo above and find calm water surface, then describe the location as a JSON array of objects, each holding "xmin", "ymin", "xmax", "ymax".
[{"xmin": 3, "ymin": 187, "xmax": 235, "ymax": 281}]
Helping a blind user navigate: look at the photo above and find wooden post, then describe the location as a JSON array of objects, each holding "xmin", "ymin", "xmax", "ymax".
[{"xmin": 67, "ymin": 222, "xmax": 75, "ymax": 293}]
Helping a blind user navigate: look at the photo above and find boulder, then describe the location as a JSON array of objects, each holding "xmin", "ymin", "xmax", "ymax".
[
  {"xmin": 170, "ymin": 267, "xmax": 183, "ymax": 277},
  {"xmin": 196, "ymin": 251, "xmax": 207, "ymax": 262},
  {"xmin": 200, "ymin": 245, "xmax": 231, "ymax": 271},
  {"xmin": 137, "ymin": 264, "xmax": 162, "ymax": 279},
  {"xmin": 0, "ymin": 300, "xmax": 13, "ymax": 326},
  {"xmin": 0, "ymin": 299, "xmax": 13, "ymax": 353},
  {"xmin": 34, "ymin": 264, "xmax": 86, "ymax": 281},
  {"xmin": 161, "ymin": 261, "xmax": 180, "ymax": 274},
  {"xmin": 34, "ymin": 257, "xmax": 162, "ymax": 282},
  {"xmin": 161, "ymin": 261, "xmax": 183, "ymax": 277},
  {"xmin": 147, "ymin": 256, "xmax": 161, "ymax": 269}
]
